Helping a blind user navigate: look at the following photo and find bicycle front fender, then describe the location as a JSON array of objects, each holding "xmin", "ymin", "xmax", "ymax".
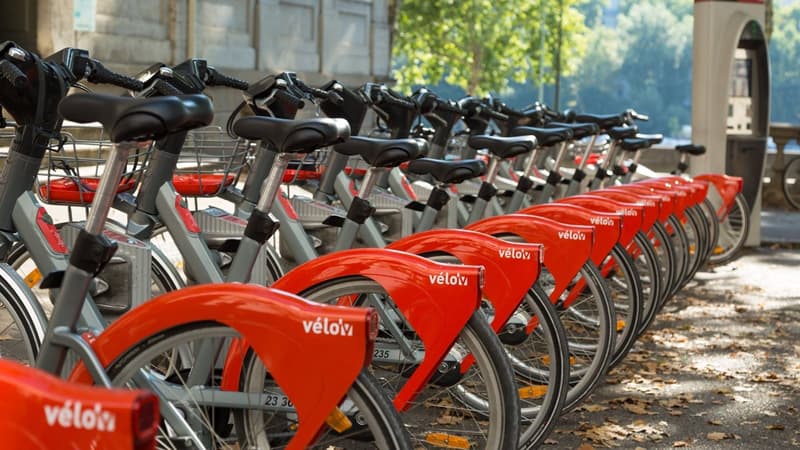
[
  {"xmin": 520, "ymin": 203, "xmax": 621, "ymax": 266},
  {"xmin": 271, "ymin": 248, "xmax": 483, "ymax": 411},
  {"xmin": 694, "ymin": 173, "xmax": 743, "ymax": 217},
  {"xmin": 387, "ymin": 229, "xmax": 542, "ymax": 333},
  {"xmin": 592, "ymin": 190, "xmax": 659, "ymax": 232},
  {"xmin": 1, "ymin": 359, "xmax": 157, "ymax": 449},
  {"xmin": 608, "ymin": 185, "xmax": 675, "ymax": 223},
  {"xmin": 69, "ymin": 284, "xmax": 375, "ymax": 449},
  {"xmin": 466, "ymin": 214, "xmax": 593, "ymax": 303},
  {"xmin": 557, "ymin": 195, "xmax": 644, "ymax": 246}
]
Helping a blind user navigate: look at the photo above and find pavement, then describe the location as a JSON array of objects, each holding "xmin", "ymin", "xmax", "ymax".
[{"xmin": 547, "ymin": 211, "xmax": 800, "ymax": 449}]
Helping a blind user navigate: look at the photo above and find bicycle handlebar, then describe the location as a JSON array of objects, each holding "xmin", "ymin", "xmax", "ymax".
[
  {"xmin": 0, "ymin": 59, "xmax": 27, "ymax": 88},
  {"xmin": 293, "ymin": 78, "xmax": 344, "ymax": 105},
  {"xmin": 625, "ymin": 109, "xmax": 649, "ymax": 122},
  {"xmin": 206, "ymin": 66, "xmax": 249, "ymax": 90},
  {"xmin": 87, "ymin": 59, "xmax": 144, "ymax": 91},
  {"xmin": 152, "ymin": 79, "xmax": 183, "ymax": 96}
]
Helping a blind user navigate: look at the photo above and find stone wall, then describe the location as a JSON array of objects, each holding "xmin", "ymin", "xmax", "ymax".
[{"xmin": 32, "ymin": 0, "xmax": 393, "ymax": 121}]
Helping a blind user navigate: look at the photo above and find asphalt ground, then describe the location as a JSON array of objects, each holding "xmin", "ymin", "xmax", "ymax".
[{"xmin": 546, "ymin": 243, "xmax": 800, "ymax": 449}]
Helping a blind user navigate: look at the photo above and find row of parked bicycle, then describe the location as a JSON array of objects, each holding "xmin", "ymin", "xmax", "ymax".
[{"xmin": 0, "ymin": 41, "xmax": 750, "ymax": 449}]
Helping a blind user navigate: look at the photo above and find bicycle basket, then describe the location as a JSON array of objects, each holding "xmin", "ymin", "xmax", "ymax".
[
  {"xmin": 172, "ymin": 125, "xmax": 252, "ymax": 197},
  {"xmin": 37, "ymin": 125, "xmax": 153, "ymax": 206}
]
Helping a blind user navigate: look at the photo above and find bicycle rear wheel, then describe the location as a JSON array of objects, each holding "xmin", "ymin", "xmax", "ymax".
[
  {"xmin": 782, "ymin": 156, "xmax": 800, "ymax": 210},
  {"xmin": 106, "ymin": 323, "xmax": 411, "ymax": 449},
  {"xmin": 300, "ymin": 277, "xmax": 520, "ymax": 450}
]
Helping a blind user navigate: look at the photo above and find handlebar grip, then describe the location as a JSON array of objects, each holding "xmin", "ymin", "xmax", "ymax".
[
  {"xmin": 484, "ymin": 108, "xmax": 509, "ymax": 122},
  {"xmin": 0, "ymin": 59, "xmax": 28, "ymax": 88},
  {"xmin": 87, "ymin": 60, "xmax": 144, "ymax": 91},
  {"xmin": 153, "ymin": 79, "xmax": 183, "ymax": 96},
  {"xmin": 275, "ymin": 88, "xmax": 305, "ymax": 109},
  {"xmin": 207, "ymin": 67, "xmax": 249, "ymax": 90},
  {"xmin": 381, "ymin": 92, "xmax": 416, "ymax": 110}
]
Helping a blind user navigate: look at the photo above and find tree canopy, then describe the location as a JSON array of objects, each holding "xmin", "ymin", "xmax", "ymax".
[{"xmin": 392, "ymin": 0, "xmax": 588, "ymax": 95}]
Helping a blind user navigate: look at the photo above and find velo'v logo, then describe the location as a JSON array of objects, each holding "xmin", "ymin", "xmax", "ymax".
[
  {"xmin": 558, "ymin": 230, "xmax": 586, "ymax": 241},
  {"xmin": 497, "ymin": 248, "xmax": 532, "ymax": 260},
  {"xmin": 302, "ymin": 317, "xmax": 354, "ymax": 336},
  {"xmin": 429, "ymin": 272, "xmax": 469, "ymax": 286},
  {"xmin": 589, "ymin": 216, "xmax": 614, "ymax": 226},
  {"xmin": 43, "ymin": 401, "xmax": 116, "ymax": 432}
]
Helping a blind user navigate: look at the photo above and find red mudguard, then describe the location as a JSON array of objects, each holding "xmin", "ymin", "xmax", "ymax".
[
  {"xmin": 1, "ymin": 360, "xmax": 158, "ymax": 450},
  {"xmin": 271, "ymin": 248, "xmax": 483, "ymax": 411},
  {"xmin": 592, "ymin": 189, "xmax": 659, "ymax": 232},
  {"xmin": 693, "ymin": 173, "xmax": 743, "ymax": 217},
  {"xmin": 466, "ymin": 214, "xmax": 594, "ymax": 302},
  {"xmin": 520, "ymin": 203, "xmax": 622, "ymax": 266},
  {"xmin": 69, "ymin": 284, "xmax": 376, "ymax": 449},
  {"xmin": 609, "ymin": 185, "xmax": 675, "ymax": 223},
  {"xmin": 557, "ymin": 195, "xmax": 644, "ymax": 246},
  {"xmin": 387, "ymin": 229, "xmax": 542, "ymax": 334}
]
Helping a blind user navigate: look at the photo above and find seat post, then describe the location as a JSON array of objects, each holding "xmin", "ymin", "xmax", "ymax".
[{"xmin": 255, "ymin": 152, "xmax": 293, "ymax": 213}]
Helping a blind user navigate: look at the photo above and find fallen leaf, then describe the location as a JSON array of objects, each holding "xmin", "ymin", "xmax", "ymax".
[
  {"xmin": 766, "ymin": 424, "xmax": 785, "ymax": 431},
  {"xmin": 673, "ymin": 441, "xmax": 690, "ymax": 447},
  {"xmin": 577, "ymin": 444, "xmax": 595, "ymax": 450},
  {"xmin": 707, "ymin": 420, "xmax": 722, "ymax": 426},
  {"xmin": 707, "ymin": 432, "xmax": 735, "ymax": 441}
]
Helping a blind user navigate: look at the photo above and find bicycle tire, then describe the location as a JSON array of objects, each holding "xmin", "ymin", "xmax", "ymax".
[
  {"xmin": 602, "ymin": 244, "xmax": 643, "ymax": 369},
  {"xmin": 664, "ymin": 215, "xmax": 690, "ymax": 300},
  {"xmin": 709, "ymin": 193, "xmax": 750, "ymax": 265},
  {"xmin": 782, "ymin": 156, "xmax": 800, "ymax": 210},
  {"xmin": 650, "ymin": 221, "xmax": 678, "ymax": 308},
  {"xmin": 631, "ymin": 232, "xmax": 662, "ymax": 336},
  {"xmin": 699, "ymin": 198, "xmax": 720, "ymax": 266},
  {"xmin": 511, "ymin": 286, "xmax": 569, "ymax": 447},
  {"xmin": 0, "ymin": 263, "xmax": 45, "ymax": 364},
  {"xmin": 423, "ymin": 254, "xmax": 568, "ymax": 446},
  {"xmin": 104, "ymin": 322, "xmax": 411, "ymax": 449},
  {"xmin": 541, "ymin": 262, "xmax": 615, "ymax": 411},
  {"xmin": 299, "ymin": 276, "xmax": 520, "ymax": 450}
]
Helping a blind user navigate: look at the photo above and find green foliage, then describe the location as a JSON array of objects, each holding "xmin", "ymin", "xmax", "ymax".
[
  {"xmin": 392, "ymin": 0, "xmax": 588, "ymax": 95},
  {"xmin": 769, "ymin": 2, "xmax": 800, "ymax": 123},
  {"xmin": 568, "ymin": 1, "xmax": 693, "ymax": 135}
]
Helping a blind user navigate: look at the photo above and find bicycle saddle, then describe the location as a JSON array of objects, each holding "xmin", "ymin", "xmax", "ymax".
[
  {"xmin": 573, "ymin": 113, "xmax": 625, "ymax": 130},
  {"xmin": 334, "ymin": 136, "xmax": 426, "ymax": 167},
  {"xmin": 607, "ymin": 126, "xmax": 639, "ymax": 140},
  {"xmin": 637, "ymin": 133, "xmax": 664, "ymax": 145},
  {"xmin": 620, "ymin": 138, "xmax": 653, "ymax": 152},
  {"xmin": 510, "ymin": 126, "xmax": 573, "ymax": 147},
  {"xmin": 233, "ymin": 116, "xmax": 350, "ymax": 153},
  {"xmin": 406, "ymin": 158, "xmax": 486, "ymax": 185},
  {"xmin": 544, "ymin": 121, "xmax": 600, "ymax": 140},
  {"xmin": 675, "ymin": 144, "xmax": 706, "ymax": 155},
  {"xmin": 58, "ymin": 93, "xmax": 214, "ymax": 142},
  {"xmin": 468, "ymin": 135, "xmax": 537, "ymax": 159}
]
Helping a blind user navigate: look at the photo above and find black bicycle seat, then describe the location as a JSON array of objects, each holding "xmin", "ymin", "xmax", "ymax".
[
  {"xmin": 676, "ymin": 144, "xmax": 706, "ymax": 155},
  {"xmin": 510, "ymin": 126, "xmax": 574, "ymax": 147},
  {"xmin": 58, "ymin": 93, "xmax": 214, "ymax": 142},
  {"xmin": 607, "ymin": 126, "xmax": 639, "ymax": 140},
  {"xmin": 233, "ymin": 116, "xmax": 350, "ymax": 153},
  {"xmin": 334, "ymin": 136, "xmax": 426, "ymax": 167},
  {"xmin": 545, "ymin": 121, "xmax": 600, "ymax": 140},
  {"xmin": 573, "ymin": 113, "xmax": 625, "ymax": 130},
  {"xmin": 637, "ymin": 133, "xmax": 663, "ymax": 145},
  {"xmin": 469, "ymin": 135, "xmax": 537, "ymax": 159},
  {"xmin": 620, "ymin": 138, "xmax": 652, "ymax": 152},
  {"xmin": 406, "ymin": 158, "xmax": 486, "ymax": 184}
]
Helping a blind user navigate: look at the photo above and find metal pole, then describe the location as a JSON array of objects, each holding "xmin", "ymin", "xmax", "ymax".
[{"xmin": 554, "ymin": 0, "xmax": 563, "ymax": 110}]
